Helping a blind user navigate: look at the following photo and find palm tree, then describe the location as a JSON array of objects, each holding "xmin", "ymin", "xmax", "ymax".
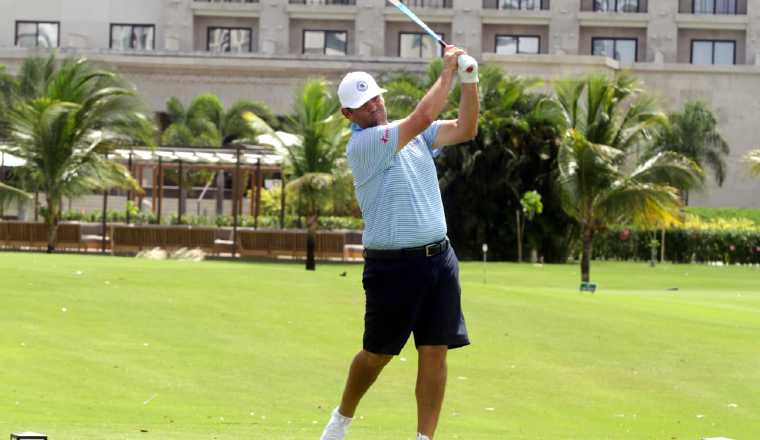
[
  {"xmin": 161, "ymin": 94, "xmax": 276, "ymax": 216},
  {"xmin": 283, "ymin": 79, "xmax": 349, "ymax": 270},
  {"xmin": 4, "ymin": 55, "xmax": 154, "ymax": 252},
  {"xmin": 648, "ymin": 100, "xmax": 729, "ymax": 205},
  {"xmin": 745, "ymin": 149, "xmax": 760, "ymax": 176},
  {"xmin": 554, "ymin": 73, "xmax": 703, "ymax": 282}
]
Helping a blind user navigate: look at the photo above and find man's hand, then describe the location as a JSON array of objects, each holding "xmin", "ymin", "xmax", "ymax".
[{"xmin": 442, "ymin": 45, "xmax": 465, "ymax": 75}]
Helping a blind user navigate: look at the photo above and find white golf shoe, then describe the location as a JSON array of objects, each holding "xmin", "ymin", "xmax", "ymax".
[
  {"xmin": 417, "ymin": 434, "xmax": 431, "ymax": 440},
  {"xmin": 319, "ymin": 407, "xmax": 352, "ymax": 440}
]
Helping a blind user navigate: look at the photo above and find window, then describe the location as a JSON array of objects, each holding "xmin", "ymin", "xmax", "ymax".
[
  {"xmin": 399, "ymin": 32, "xmax": 443, "ymax": 58},
  {"xmin": 496, "ymin": 35, "xmax": 540, "ymax": 54},
  {"xmin": 498, "ymin": 0, "xmax": 544, "ymax": 10},
  {"xmin": 691, "ymin": 40, "xmax": 735, "ymax": 65},
  {"xmin": 303, "ymin": 30, "xmax": 347, "ymax": 55},
  {"xmin": 207, "ymin": 27, "xmax": 252, "ymax": 53},
  {"xmin": 110, "ymin": 24, "xmax": 155, "ymax": 50},
  {"xmin": 592, "ymin": 38, "xmax": 637, "ymax": 64},
  {"xmin": 693, "ymin": 0, "xmax": 737, "ymax": 14},
  {"xmin": 15, "ymin": 21, "xmax": 59, "ymax": 48},
  {"xmin": 593, "ymin": 0, "xmax": 640, "ymax": 12}
]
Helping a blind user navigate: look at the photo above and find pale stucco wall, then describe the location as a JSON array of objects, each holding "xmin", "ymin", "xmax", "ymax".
[{"xmin": 0, "ymin": 0, "xmax": 165, "ymax": 49}]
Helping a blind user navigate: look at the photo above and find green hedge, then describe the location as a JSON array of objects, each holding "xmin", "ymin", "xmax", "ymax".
[
  {"xmin": 61, "ymin": 210, "xmax": 364, "ymax": 230},
  {"xmin": 593, "ymin": 228, "xmax": 760, "ymax": 264}
]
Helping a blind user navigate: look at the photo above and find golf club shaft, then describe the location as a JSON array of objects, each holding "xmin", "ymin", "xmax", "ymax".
[
  {"xmin": 387, "ymin": 0, "xmax": 476, "ymax": 73},
  {"xmin": 387, "ymin": 0, "xmax": 447, "ymax": 47}
]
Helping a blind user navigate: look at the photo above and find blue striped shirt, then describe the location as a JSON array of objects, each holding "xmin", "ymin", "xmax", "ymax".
[{"xmin": 347, "ymin": 121, "xmax": 446, "ymax": 249}]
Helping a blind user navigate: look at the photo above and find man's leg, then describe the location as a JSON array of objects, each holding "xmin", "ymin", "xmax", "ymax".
[
  {"xmin": 416, "ymin": 345, "xmax": 448, "ymax": 438},
  {"xmin": 339, "ymin": 349, "xmax": 393, "ymax": 417},
  {"xmin": 321, "ymin": 350, "xmax": 392, "ymax": 440}
]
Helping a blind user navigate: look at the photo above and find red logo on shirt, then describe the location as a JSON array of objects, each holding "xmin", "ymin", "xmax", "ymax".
[{"xmin": 380, "ymin": 127, "xmax": 390, "ymax": 144}]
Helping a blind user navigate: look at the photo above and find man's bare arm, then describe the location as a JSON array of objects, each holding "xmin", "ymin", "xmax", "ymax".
[
  {"xmin": 396, "ymin": 46, "xmax": 463, "ymax": 152},
  {"xmin": 432, "ymin": 82, "xmax": 480, "ymax": 149}
]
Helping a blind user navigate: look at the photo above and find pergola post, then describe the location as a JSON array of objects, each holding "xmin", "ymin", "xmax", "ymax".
[
  {"xmin": 157, "ymin": 157, "xmax": 163, "ymax": 224},
  {"xmin": 101, "ymin": 153, "xmax": 108, "ymax": 254},
  {"xmin": 151, "ymin": 165, "xmax": 157, "ymax": 213},
  {"xmin": 215, "ymin": 170, "xmax": 224, "ymax": 216},
  {"xmin": 34, "ymin": 189, "xmax": 39, "ymax": 222},
  {"xmin": 249, "ymin": 172, "xmax": 255, "ymax": 217},
  {"xmin": 126, "ymin": 152, "xmax": 133, "ymax": 225},
  {"xmin": 178, "ymin": 159, "xmax": 184, "ymax": 225},
  {"xmin": 232, "ymin": 147, "xmax": 241, "ymax": 257},
  {"xmin": 254, "ymin": 158, "xmax": 262, "ymax": 229},
  {"xmin": 0, "ymin": 152, "xmax": 5, "ymax": 218},
  {"xmin": 279, "ymin": 175, "xmax": 286, "ymax": 229}
]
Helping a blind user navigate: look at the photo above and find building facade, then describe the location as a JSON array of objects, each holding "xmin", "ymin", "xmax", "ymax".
[{"xmin": 1, "ymin": 0, "xmax": 759, "ymax": 208}]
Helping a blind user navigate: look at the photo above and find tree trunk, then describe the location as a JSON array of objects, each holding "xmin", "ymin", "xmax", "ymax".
[
  {"xmin": 516, "ymin": 209, "xmax": 523, "ymax": 263},
  {"xmin": 581, "ymin": 228, "xmax": 593, "ymax": 283},
  {"xmin": 306, "ymin": 213, "xmax": 316, "ymax": 271},
  {"xmin": 46, "ymin": 196, "xmax": 59, "ymax": 254}
]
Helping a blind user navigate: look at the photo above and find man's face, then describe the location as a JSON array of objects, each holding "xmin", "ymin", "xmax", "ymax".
[{"xmin": 342, "ymin": 95, "xmax": 387, "ymax": 129}]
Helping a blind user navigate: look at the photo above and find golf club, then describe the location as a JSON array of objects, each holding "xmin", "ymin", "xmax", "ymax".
[{"xmin": 387, "ymin": 0, "xmax": 477, "ymax": 73}]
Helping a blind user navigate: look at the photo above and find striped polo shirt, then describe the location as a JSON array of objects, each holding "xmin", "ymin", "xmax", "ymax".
[{"xmin": 347, "ymin": 121, "xmax": 446, "ymax": 250}]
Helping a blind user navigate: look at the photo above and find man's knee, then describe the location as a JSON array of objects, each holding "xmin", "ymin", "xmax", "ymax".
[
  {"xmin": 417, "ymin": 345, "xmax": 448, "ymax": 364},
  {"xmin": 360, "ymin": 350, "xmax": 393, "ymax": 368}
]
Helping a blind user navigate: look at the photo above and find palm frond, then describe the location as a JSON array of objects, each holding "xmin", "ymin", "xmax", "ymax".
[
  {"xmin": 630, "ymin": 151, "xmax": 704, "ymax": 190},
  {"xmin": 595, "ymin": 181, "xmax": 681, "ymax": 228},
  {"xmin": 0, "ymin": 181, "xmax": 31, "ymax": 199}
]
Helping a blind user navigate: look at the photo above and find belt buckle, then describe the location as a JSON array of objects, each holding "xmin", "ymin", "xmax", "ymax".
[{"xmin": 425, "ymin": 243, "xmax": 437, "ymax": 257}]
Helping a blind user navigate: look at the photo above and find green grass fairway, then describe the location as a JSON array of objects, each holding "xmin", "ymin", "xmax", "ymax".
[{"xmin": 1, "ymin": 253, "xmax": 759, "ymax": 439}]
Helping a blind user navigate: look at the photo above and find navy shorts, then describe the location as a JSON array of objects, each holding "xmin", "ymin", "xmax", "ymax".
[{"xmin": 361, "ymin": 244, "xmax": 470, "ymax": 355}]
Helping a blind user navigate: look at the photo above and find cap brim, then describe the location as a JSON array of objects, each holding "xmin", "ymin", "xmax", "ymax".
[{"xmin": 346, "ymin": 87, "xmax": 388, "ymax": 109}]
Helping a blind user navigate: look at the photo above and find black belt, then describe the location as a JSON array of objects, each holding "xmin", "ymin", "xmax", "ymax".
[{"xmin": 363, "ymin": 238, "xmax": 449, "ymax": 259}]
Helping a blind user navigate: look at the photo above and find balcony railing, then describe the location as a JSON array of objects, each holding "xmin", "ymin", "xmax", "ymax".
[
  {"xmin": 591, "ymin": 0, "xmax": 642, "ymax": 13},
  {"xmin": 483, "ymin": 0, "xmax": 550, "ymax": 10},
  {"xmin": 680, "ymin": 0, "xmax": 746, "ymax": 14},
  {"xmin": 193, "ymin": 0, "xmax": 259, "ymax": 3},
  {"xmin": 289, "ymin": 0, "xmax": 356, "ymax": 4},
  {"xmin": 394, "ymin": 0, "xmax": 453, "ymax": 8}
]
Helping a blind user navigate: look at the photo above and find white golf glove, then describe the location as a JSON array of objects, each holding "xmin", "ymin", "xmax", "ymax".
[{"xmin": 457, "ymin": 54, "xmax": 479, "ymax": 84}]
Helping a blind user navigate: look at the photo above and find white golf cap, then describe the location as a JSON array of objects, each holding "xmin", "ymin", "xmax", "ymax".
[{"xmin": 338, "ymin": 71, "xmax": 387, "ymax": 109}]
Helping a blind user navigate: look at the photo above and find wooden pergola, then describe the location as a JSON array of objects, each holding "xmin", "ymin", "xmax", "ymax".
[
  {"xmin": 1, "ymin": 144, "xmax": 288, "ymax": 256},
  {"xmin": 112, "ymin": 144, "xmax": 286, "ymax": 256}
]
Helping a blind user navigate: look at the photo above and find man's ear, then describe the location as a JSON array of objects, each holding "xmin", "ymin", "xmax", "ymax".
[{"xmin": 341, "ymin": 108, "xmax": 352, "ymax": 119}]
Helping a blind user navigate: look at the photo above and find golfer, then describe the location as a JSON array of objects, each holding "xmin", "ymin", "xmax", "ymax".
[{"xmin": 320, "ymin": 45, "xmax": 480, "ymax": 440}]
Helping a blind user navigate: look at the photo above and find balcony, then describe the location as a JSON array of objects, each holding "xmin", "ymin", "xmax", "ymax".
[
  {"xmin": 289, "ymin": 0, "xmax": 356, "ymax": 4},
  {"xmin": 394, "ymin": 0, "xmax": 453, "ymax": 8},
  {"xmin": 677, "ymin": 0, "xmax": 748, "ymax": 31},
  {"xmin": 191, "ymin": 0, "xmax": 261, "ymax": 17},
  {"xmin": 481, "ymin": 0, "xmax": 551, "ymax": 25},
  {"xmin": 287, "ymin": 0, "xmax": 358, "ymax": 19},
  {"xmin": 679, "ymin": 0, "xmax": 746, "ymax": 14},
  {"xmin": 483, "ymin": 0, "xmax": 549, "ymax": 10},
  {"xmin": 385, "ymin": 0, "xmax": 454, "ymax": 23},
  {"xmin": 581, "ymin": 0, "xmax": 646, "ymax": 13}
]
